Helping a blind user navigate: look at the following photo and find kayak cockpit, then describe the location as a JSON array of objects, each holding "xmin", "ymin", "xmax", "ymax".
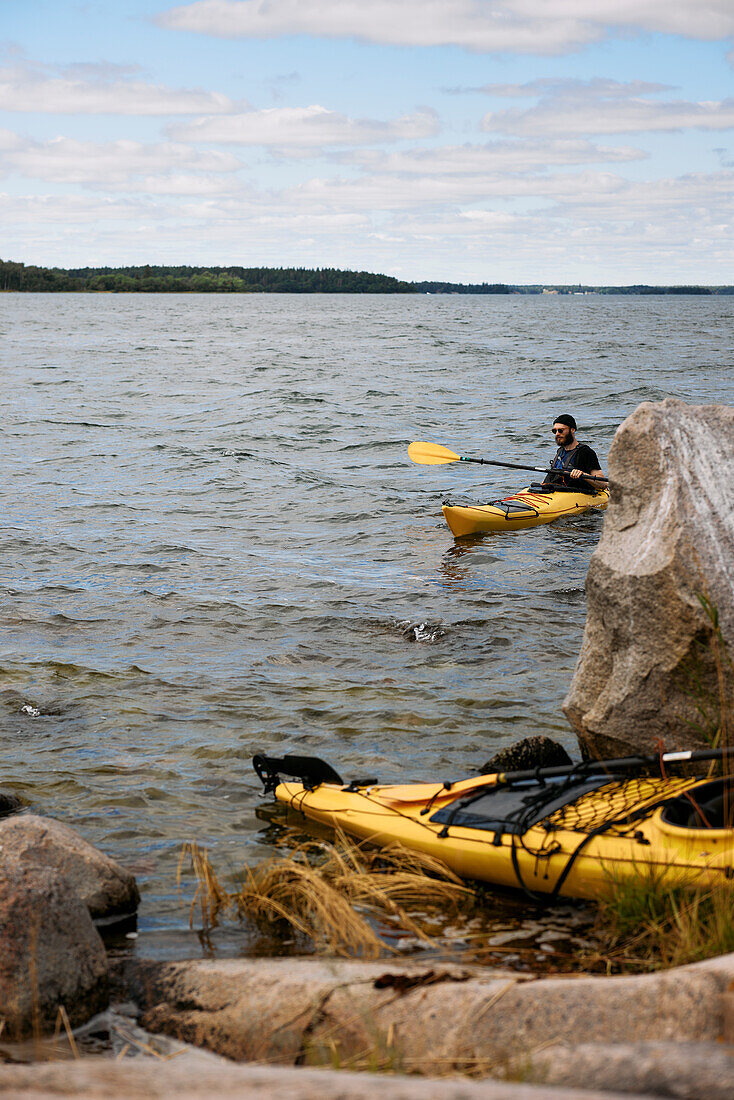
[{"xmin": 660, "ymin": 778, "xmax": 733, "ymax": 830}]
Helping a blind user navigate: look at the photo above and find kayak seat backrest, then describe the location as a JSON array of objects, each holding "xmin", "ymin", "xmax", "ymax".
[
  {"xmin": 494, "ymin": 501, "xmax": 539, "ymax": 516},
  {"xmin": 661, "ymin": 778, "xmax": 733, "ymax": 829},
  {"xmin": 528, "ymin": 482, "xmax": 597, "ymax": 495},
  {"xmin": 429, "ymin": 775, "xmax": 614, "ymax": 836}
]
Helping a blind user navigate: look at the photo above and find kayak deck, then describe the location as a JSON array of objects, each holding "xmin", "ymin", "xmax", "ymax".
[
  {"xmin": 442, "ymin": 484, "xmax": 609, "ymax": 536},
  {"xmin": 263, "ymin": 768, "xmax": 734, "ymax": 901}
]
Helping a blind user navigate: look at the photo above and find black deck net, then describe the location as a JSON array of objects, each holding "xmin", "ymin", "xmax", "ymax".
[
  {"xmin": 429, "ymin": 771, "xmax": 706, "ymax": 902},
  {"xmin": 429, "ymin": 773, "xmax": 696, "ymax": 838}
]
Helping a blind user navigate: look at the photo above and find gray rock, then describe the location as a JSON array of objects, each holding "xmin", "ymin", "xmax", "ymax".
[
  {"xmin": 480, "ymin": 737, "xmax": 572, "ymax": 775},
  {"xmin": 0, "ymin": 1059, "xmax": 656, "ymax": 1099},
  {"xmin": 0, "ymin": 864, "xmax": 108, "ymax": 1039},
  {"xmin": 310, "ymin": 962, "xmax": 726, "ymax": 1077},
  {"xmin": 124, "ymin": 957, "xmax": 476, "ymax": 1064},
  {"xmin": 564, "ymin": 399, "xmax": 734, "ymax": 759},
  {"xmin": 0, "ymin": 814, "xmax": 139, "ymax": 921},
  {"xmin": 123, "ymin": 953, "xmax": 734, "ymax": 1075},
  {"xmin": 521, "ymin": 1040, "xmax": 734, "ymax": 1100}
]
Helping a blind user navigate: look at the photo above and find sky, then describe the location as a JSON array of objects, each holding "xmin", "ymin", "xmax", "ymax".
[{"xmin": 2, "ymin": 0, "xmax": 734, "ymax": 283}]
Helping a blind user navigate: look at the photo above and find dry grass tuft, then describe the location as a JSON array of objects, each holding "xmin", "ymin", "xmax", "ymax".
[
  {"xmin": 179, "ymin": 831, "xmax": 471, "ymax": 958},
  {"xmin": 587, "ymin": 866, "xmax": 734, "ymax": 973}
]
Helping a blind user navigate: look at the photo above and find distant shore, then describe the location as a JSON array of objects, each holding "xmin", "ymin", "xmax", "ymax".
[{"xmin": 2, "ymin": 259, "xmax": 732, "ymax": 295}]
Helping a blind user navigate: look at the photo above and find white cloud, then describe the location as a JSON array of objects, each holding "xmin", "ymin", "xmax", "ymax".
[
  {"xmin": 0, "ymin": 192, "xmax": 174, "ymax": 225},
  {"xmin": 482, "ymin": 80, "xmax": 734, "ymax": 135},
  {"xmin": 0, "ymin": 61, "xmax": 238, "ymax": 115},
  {"xmin": 0, "ymin": 134, "xmax": 243, "ymax": 190},
  {"xmin": 170, "ymin": 105, "xmax": 439, "ymax": 148},
  {"xmin": 478, "ymin": 78, "xmax": 672, "ymax": 99},
  {"xmin": 343, "ymin": 139, "xmax": 645, "ymax": 174},
  {"xmin": 286, "ymin": 167, "xmax": 631, "ymax": 213},
  {"xmin": 159, "ymin": 0, "xmax": 734, "ymax": 54},
  {"xmin": 0, "ymin": 128, "xmax": 24, "ymax": 152}
]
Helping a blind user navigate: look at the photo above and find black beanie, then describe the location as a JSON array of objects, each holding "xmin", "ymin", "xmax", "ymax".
[{"xmin": 553, "ymin": 414, "xmax": 577, "ymax": 430}]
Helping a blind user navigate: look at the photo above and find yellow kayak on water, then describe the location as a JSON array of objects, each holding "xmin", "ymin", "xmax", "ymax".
[
  {"xmin": 442, "ymin": 484, "xmax": 610, "ymax": 537},
  {"xmin": 253, "ymin": 752, "xmax": 734, "ymax": 901}
]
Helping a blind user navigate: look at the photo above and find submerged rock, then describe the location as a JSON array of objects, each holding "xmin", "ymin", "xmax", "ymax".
[
  {"xmin": 564, "ymin": 399, "xmax": 734, "ymax": 759},
  {"xmin": 0, "ymin": 864, "xmax": 108, "ymax": 1039},
  {"xmin": 0, "ymin": 813, "xmax": 139, "ymax": 921},
  {"xmin": 0, "ymin": 791, "xmax": 23, "ymax": 818},
  {"xmin": 480, "ymin": 736, "xmax": 572, "ymax": 775}
]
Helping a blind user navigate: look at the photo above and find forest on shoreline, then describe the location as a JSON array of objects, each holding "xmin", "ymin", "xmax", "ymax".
[{"xmin": 2, "ymin": 259, "xmax": 731, "ymax": 295}]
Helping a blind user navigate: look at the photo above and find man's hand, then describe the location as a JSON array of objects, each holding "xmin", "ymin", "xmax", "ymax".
[{"xmin": 570, "ymin": 467, "xmax": 607, "ymax": 484}]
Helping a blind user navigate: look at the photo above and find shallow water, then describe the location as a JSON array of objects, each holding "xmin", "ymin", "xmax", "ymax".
[{"xmin": 2, "ymin": 292, "xmax": 732, "ymax": 961}]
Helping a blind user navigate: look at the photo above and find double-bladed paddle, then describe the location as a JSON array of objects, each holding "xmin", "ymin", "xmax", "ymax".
[{"xmin": 408, "ymin": 440, "xmax": 609, "ymax": 484}]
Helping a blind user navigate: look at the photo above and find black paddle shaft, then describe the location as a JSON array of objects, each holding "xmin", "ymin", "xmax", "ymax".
[
  {"xmin": 459, "ymin": 456, "xmax": 609, "ymax": 484},
  {"xmin": 495, "ymin": 747, "xmax": 733, "ymax": 786}
]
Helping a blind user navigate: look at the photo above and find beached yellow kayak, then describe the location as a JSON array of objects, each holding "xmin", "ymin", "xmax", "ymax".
[
  {"xmin": 442, "ymin": 484, "xmax": 610, "ymax": 537},
  {"xmin": 253, "ymin": 754, "xmax": 734, "ymax": 901}
]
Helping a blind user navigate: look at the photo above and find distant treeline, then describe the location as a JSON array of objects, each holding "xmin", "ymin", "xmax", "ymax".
[
  {"xmin": 0, "ymin": 261, "xmax": 413, "ymax": 294},
  {"xmin": 1, "ymin": 260, "xmax": 732, "ymax": 295},
  {"xmin": 415, "ymin": 282, "xmax": 732, "ymax": 295},
  {"xmin": 412, "ymin": 281, "xmax": 514, "ymax": 294}
]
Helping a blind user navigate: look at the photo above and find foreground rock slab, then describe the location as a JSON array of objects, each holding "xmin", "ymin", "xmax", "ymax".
[
  {"xmin": 0, "ymin": 865, "xmax": 108, "ymax": 1039},
  {"xmin": 122, "ymin": 953, "xmax": 734, "ymax": 1084},
  {"xmin": 0, "ymin": 814, "xmax": 139, "ymax": 921},
  {"xmin": 526, "ymin": 1040, "xmax": 734, "ymax": 1100},
  {"xmin": 0, "ymin": 1059, "xmax": 656, "ymax": 1100},
  {"xmin": 564, "ymin": 398, "xmax": 734, "ymax": 759},
  {"xmin": 125, "ymin": 958, "xmax": 474, "ymax": 1064}
]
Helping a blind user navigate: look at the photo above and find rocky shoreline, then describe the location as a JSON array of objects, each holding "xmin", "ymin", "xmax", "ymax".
[
  {"xmin": 2, "ymin": 805, "xmax": 734, "ymax": 1100},
  {"xmin": 2, "ymin": 823, "xmax": 734, "ymax": 1100}
]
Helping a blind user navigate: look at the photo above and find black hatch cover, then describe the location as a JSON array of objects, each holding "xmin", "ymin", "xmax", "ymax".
[{"xmin": 429, "ymin": 775, "xmax": 614, "ymax": 835}]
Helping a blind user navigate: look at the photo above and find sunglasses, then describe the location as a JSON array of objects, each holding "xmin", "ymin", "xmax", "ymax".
[{"xmin": 552, "ymin": 427, "xmax": 568, "ymax": 435}]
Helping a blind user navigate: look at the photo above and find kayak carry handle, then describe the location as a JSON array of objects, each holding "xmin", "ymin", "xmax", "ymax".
[{"xmin": 253, "ymin": 753, "xmax": 344, "ymax": 794}]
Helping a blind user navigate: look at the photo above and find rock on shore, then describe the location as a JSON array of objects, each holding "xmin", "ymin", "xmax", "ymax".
[
  {"xmin": 0, "ymin": 814, "xmax": 138, "ymax": 1039},
  {"xmin": 0, "ymin": 1059, "xmax": 650, "ymax": 1100},
  {"xmin": 564, "ymin": 399, "xmax": 734, "ymax": 759},
  {"xmin": 122, "ymin": 953, "xmax": 734, "ymax": 1074},
  {"xmin": 0, "ymin": 864, "xmax": 108, "ymax": 1039},
  {"xmin": 0, "ymin": 813, "xmax": 139, "ymax": 921}
]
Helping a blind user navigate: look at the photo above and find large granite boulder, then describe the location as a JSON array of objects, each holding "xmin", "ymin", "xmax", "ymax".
[
  {"xmin": 564, "ymin": 399, "xmax": 734, "ymax": 759},
  {"xmin": 0, "ymin": 813, "xmax": 139, "ymax": 921},
  {"xmin": 0, "ymin": 864, "xmax": 108, "ymax": 1038}
]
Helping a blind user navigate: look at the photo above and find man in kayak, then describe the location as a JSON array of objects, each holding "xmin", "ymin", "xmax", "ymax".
[{"xmin": 543, "ymin": 414, "xmax": 607, "ymax": 490}]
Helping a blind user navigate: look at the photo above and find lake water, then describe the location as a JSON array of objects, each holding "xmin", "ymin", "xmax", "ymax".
[{"xmin": 2, "ymin": 292, "xmax": 733, "ymax": 963}]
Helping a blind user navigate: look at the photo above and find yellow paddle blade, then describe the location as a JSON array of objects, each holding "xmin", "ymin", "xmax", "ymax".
[{"xmin": 408, "ymin": 441, "xmax": 461, "ymax": 465}]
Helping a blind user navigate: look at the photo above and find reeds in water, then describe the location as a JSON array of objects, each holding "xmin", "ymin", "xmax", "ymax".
[{"xmin": 178, "ymin": 831, "xmax": 471, "ymax": 958}]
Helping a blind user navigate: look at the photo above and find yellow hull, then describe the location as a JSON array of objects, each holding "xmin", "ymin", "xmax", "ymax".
[
  {"xmin": 274, "ymin": 772, "xmax": 734, "ymax": 901},
  {"xmin": 442, "ymin": 485, "xmax": 609, "ymax": 537}
]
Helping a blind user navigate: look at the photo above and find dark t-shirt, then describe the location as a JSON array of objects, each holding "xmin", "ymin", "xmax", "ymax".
[{"xmin": 544, "ymin": 443, "xmax": 601, "ymax": 486}]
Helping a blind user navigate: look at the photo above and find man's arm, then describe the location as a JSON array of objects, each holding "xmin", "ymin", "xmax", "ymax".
[{"xmin": 569, "ymin": 445, "xmax": 607, "ymax": 488}]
